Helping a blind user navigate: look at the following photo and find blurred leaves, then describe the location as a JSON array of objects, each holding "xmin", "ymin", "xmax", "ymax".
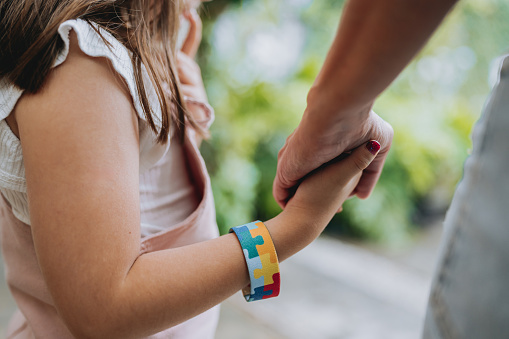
[{"xmin": 198, "ymin": 0, "xmax": 509, "ymax": 243}]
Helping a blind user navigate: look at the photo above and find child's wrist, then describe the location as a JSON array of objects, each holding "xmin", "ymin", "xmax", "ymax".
[
  {"xmin": 264, "ymin": 210, "xmax": 323, "ymax": 263},
  {"xmin": 228, "ymin": 208, "xmax": 330, "ymax": 302}
]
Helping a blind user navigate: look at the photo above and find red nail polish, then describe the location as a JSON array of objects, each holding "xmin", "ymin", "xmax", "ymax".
[{"xmin": 366, "ymin": 140, "xmax": 381, "ymax": 155}]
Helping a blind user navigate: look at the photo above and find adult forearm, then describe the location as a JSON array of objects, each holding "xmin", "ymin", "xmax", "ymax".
[{"xmin": 307, "ymin": 0, "xmax": 459, "ymax": 126}]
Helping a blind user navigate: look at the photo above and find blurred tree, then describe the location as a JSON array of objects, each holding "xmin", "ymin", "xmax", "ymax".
[{"xmin": 198, "ymin": 0, "xmax": 509, "ymax": 244}]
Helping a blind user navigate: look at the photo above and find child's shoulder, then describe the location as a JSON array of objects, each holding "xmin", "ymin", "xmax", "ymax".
[{"xmin": 17, "ymin": 28, "xmax": 133, "ymax": 120}]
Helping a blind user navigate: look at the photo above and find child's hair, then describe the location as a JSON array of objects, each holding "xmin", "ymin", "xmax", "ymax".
[{"xmin": 0, "ymin": 0, "xmax": 199, "ymax": 143}]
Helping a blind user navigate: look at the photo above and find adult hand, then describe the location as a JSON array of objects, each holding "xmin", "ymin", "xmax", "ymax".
[
  {"xmin": 273, "ymin": 108, "xmax": 393, "ymax": 209},
  {"xmin": 286, "ymin": 140, "xmax": 381, "ymax": 223},
  {"xmin": 268, "ymin": 140, "xmax": 381, "ymax": 262}
]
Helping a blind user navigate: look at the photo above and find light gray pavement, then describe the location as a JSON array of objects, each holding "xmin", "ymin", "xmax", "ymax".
[{"xmin": 0, "ymin": 225, "xmax": 443, "ymax": 338}]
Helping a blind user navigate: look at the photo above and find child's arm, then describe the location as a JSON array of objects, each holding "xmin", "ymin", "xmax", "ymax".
[{"xmin": 16, "ymin": 31, "xmax": 379, "ymax": 339}]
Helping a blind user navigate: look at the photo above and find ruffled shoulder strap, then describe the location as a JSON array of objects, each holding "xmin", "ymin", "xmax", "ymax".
[
  {"xmin": 55, "ymin": 19, "xmax": 163, "ymax": 126},
  {"xmin": 0, "ymin": 79, "xmax": 23, "ymax": 121}
]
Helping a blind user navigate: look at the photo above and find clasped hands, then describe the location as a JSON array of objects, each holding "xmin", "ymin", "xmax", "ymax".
[
  {"xmin": 274, "ymin": 106, "xmax": 394, "ymax": 214},
  {"xmin": 176, "ymin": 8, "xmax": 394, "ymax": 217}
]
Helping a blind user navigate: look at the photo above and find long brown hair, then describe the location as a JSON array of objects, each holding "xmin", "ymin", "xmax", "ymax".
[{"xmin": 0, "ymin": 0, "xmax": 198, "ymax": 144}]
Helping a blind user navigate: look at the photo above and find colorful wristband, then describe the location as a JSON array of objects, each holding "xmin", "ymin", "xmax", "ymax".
[{"xmin": 230, "ymin": 221, "xmax": 281, "ymax": 302}]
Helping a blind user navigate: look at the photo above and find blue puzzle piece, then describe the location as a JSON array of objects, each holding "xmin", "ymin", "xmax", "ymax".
[
  {"xmin": 248, "ymin": 286, "xmax": 273, "ymax": 301},
  {"xmin": 233, "ymin": 225, "xmax": 264, "ymax": 259}
]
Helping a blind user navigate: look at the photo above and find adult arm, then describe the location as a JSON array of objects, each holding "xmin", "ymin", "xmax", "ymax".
[
  {"xmin": 274, "ymin": 0, "xmax": 459, "ymax": 207},
  {"xmin": 16, "ymin": 31, "xmax": 378, "ymax": 339}
]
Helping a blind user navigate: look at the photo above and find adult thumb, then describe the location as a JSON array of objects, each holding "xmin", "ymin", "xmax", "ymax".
[
  {"xmin": 336, "ymin": 140, "xmax": 381, "ymax": 179},
  {"xmin": 311, "ymin": 140, "xmax": 382, "ymax": 191}
]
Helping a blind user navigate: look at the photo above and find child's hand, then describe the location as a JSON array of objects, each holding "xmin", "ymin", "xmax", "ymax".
[
  {"xmin": 178, "ymin": 9, "xmax": 209, "ymax": 119},
  {"xmin": 285, "ymin": 140, "xmax": 381, "ymax": 228}
]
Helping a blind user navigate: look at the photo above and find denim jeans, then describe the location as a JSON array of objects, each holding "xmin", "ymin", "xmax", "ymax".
[{"xmin": 422, "ymin": 55, "xmax": 509, "ymax": 338}]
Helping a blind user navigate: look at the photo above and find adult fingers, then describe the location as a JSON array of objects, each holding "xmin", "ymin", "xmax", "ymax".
[
  {"xmin": 293, "ymin": 140, "xmax": 381, "ymax": 216},
  {"xmin": 325, "ymin": 140, "xmax": 381, "ymax": 188},
  {"xmin": 351, "ymin": 148, "xmax": 389, "ymax": 199},
  {"xmin": 181, "ymin": 8, "xmax": 202, "ymax": 58},
  {"xmin": 273, "ymin": 169, "xmax": 295, "ymax": 210},
  {"xmin": 273, "ymin": 132, "xmax": 300, "ymax": 209},
  {"xmin": 352, "ymin": 119, "xmax": 393, "ymax": 199},
  {"xmin": 324, "ymin": 140, "xmax": 380, "ymax": 214}
]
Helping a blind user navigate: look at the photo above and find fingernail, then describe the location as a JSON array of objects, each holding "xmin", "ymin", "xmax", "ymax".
[{"xmin": 366, "ymin": 140, "xmax": 381, "ymax": 155}]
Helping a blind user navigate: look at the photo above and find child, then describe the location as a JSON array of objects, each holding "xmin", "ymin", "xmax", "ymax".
[{"xmin": 0, "ymin": 1, "xmax": 380, "ymax": 338}]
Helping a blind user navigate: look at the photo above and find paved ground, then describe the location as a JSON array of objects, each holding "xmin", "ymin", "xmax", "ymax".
[{"xmin": 0, "ymin": 225, "xmax": 442, "ymax": 338}]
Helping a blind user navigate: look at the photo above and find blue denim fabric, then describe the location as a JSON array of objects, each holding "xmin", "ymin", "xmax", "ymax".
[{"xmin": 422, "ymin": 55, "xmax": 509, "ymax": 339}]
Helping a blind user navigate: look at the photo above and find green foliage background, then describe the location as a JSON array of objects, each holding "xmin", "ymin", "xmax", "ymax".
[{"xmin": 197, "ymin": 0, "xmax": 509, "ymax": 244}]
